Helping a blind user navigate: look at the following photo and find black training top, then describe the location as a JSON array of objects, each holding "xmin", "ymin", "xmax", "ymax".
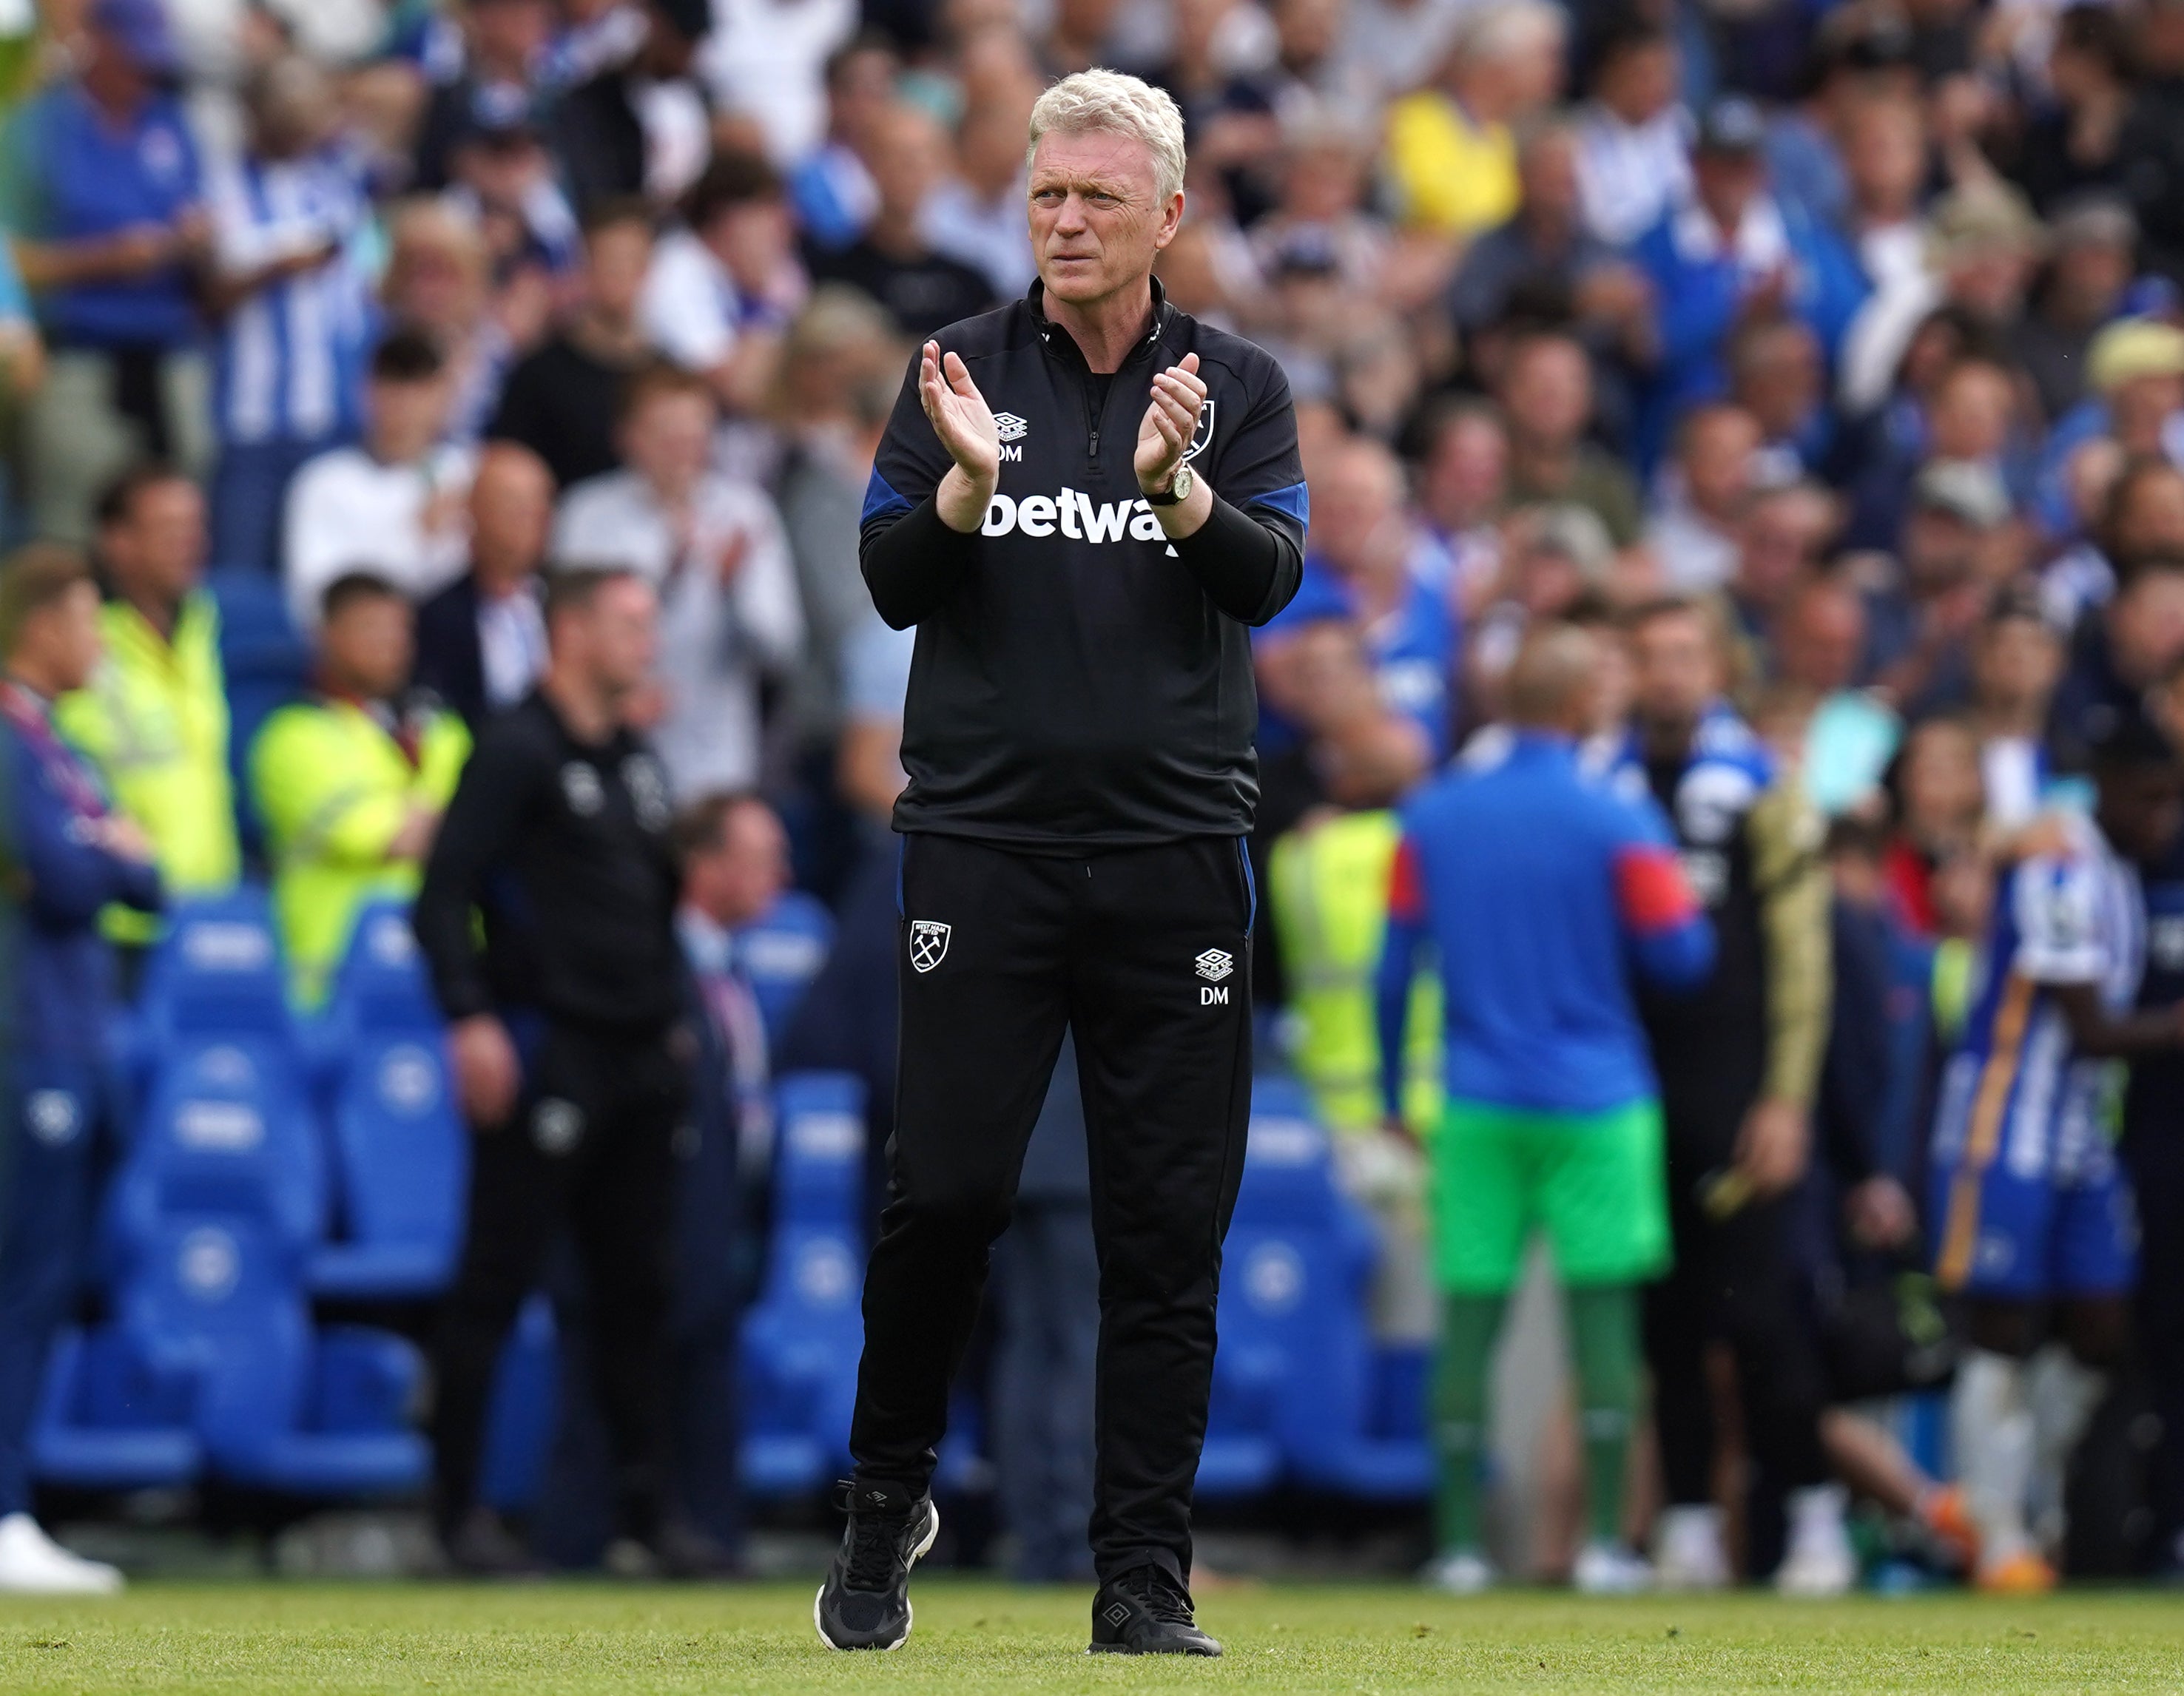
[
  {"xmin": 860, "ymin": 278, "xmax": 1307, "ymax": 849},
  {"xmin": 414, "ymin": 689, "xmax": 684, "ymax": 1034}
]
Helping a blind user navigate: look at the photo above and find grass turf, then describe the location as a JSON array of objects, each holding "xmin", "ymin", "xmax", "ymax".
[{"xmin": 1, "ymin": 1580, "xmax": 2181, "ymax": 1694}]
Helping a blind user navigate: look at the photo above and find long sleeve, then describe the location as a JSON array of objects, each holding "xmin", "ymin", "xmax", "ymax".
[
  {"xmin": 1749, "ymin": 780, "xmax": 1833, "ymax": 1109},
  {"xmin": 413, "ymin": 723, "xmax": 541, "ymax": 1021},
  {"xmin": 1611, "ymin": 826, "xmax": 1715, "ymax": 989},
  {"xmin": 1375, "ymin": 834, "xmax": 1426, "ymax": 1119},
  {"xmin": 1170, "ymin": 491, "xmax": 1304, "ymax": 627},
  {"xmin": 859, "ymin": 342, "xmax": 980, "ymax": 630},
  {"xmin": 13, "ymin": 736, "xmax": 160, "ymax": 925}
]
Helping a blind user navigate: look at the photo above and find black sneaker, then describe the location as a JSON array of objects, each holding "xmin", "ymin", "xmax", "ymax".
[
  {"xmin": 439, "ymin": 1507, "xmax": 544, "ymax": 1578},
  {"xmin": 814, "ymin": 1480, "xmax": 939, "ymax": 1651},
  {"xmin": 1088, "ymin": 1565, "xmax": 1223, "ymax": 1656}
]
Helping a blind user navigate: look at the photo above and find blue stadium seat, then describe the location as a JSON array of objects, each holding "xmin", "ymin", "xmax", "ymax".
[
  {"xmin": 1202, "ymin": 1078, "xmax": 1432, "ymax": 1500},
  {"xmin": 739, "ymin": 1072, "xmax": 866, "ymax": 1498},
  {"xmin": 118, "ymin": 1217, "xmax": 427, "ymax": 1496},
  {"xmin": 209, "ymin": 568, "xmax": 311, "ymax": 859},
  {"xmin": 733, "ymin": 892, "xmax": 835, "ymax": 1051},
  {"xmin": 30, "ymin": 1326, "xmax": 201, "ymax": 1490},
  {"xmin": 310, "ymin": 908, "xmax": 468, "ymax": 1299},
  {"xmin": 135, "ymin": 890, "xmax": 297, "ymax": 1044}
]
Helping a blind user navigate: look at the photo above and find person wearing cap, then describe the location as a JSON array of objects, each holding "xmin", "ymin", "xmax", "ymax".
[
  {"xmin": 2018, "ymin": 197, "xmax": 2139, "ymax": 422},
  {"xmin": 1862, "ymin": 458, "xmax": 2013, "ymax": 715},
  {"xmin": 1632, "ymin": 95, "xmax": 1867, "ymax": 475},
  {"xmin": 202, "ymin": 54, "xmax": 377, "ymax": 575},
  {"xmin": 0, "ymin": 0, "xmax": 212, "ymax": 544}
]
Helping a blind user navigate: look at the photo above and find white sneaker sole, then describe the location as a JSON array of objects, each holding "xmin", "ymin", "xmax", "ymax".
[{"xmin": 814, "ymin": 1501, "xmax": 940, "ymax": 1652}]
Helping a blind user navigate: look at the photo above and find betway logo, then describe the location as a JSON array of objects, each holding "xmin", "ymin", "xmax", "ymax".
[{"xmin": 983, "ymin": 488, "xmax": 1168, "ymax": 543}]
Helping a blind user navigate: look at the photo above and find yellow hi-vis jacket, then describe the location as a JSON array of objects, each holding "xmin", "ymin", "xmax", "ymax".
[
  {"xmin": 55, "ymin": 591, "xmax": 239, "ymax": 943},
  {"xmin": 1268, "ymin": 809, "xmax": 1443, "ymax": 1136},
  {"xmin": 249, "ymin": 696, "xmax": 471, "ymax": 1007}
]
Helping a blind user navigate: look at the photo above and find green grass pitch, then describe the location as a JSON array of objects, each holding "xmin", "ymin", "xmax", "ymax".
[{"xmin": 3, "ymin": 1580, "xmax": 2183, "ymax": 1693}]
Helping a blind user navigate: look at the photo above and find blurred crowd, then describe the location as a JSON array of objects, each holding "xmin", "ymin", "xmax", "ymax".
[{"xmin": 6, "ymin": 0, "xmax": 2184, "ymax": 1595}]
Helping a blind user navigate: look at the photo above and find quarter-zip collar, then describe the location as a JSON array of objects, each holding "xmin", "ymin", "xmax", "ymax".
[{"xmin": 1026, "ymin": 277, "xmax": 1171, "ymax": 471}]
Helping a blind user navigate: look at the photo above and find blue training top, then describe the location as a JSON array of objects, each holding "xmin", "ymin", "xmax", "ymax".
[{"xmin": 1377, "ymin": 732, "xmax": 1715, "ymax": 1117}]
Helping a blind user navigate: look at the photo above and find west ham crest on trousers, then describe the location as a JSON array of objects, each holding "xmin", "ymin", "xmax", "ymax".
[{"xmin": 909, "ymin": 920, "xmax": 951, "ymax": 973}]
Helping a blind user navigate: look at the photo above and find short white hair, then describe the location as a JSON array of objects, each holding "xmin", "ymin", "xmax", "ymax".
[
  {"xmin": 1461, "ymin": 0, "xmax": 1566, "ymax": 63},
  {"xmin": 1026, "ymin": 69, "xmax": 1188, "ymax": 204}
]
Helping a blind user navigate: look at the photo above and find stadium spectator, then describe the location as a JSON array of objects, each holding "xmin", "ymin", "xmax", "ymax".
[
  {"xmin": 0, "ymin": 230, "xmax": 43, "ymax": 543},
  {"xmin": 0, "ymin": 543, "xmax": 158, "ymax": 1595},
  {"xmin": 283, "ymin": 330, "xmax": 473, "ymax": 630},
  {"xmin": 1862, "ymin": 459, "xmax": 2013, "ymax": 715},
  {"xmin": 1499, "ymin": 328, "xmax": 1643, "ymax": 551},
  {"xmin": 251, "ymin": 572, "xmax": 470, "ymax": 1007},
  {"xmin": 380, "ymin": 197, "xmax": 525, "ymax": 451},
  {"xmin": 1571, "ymin": 15, "xmax": 1690, "ymax": 251},
  {"xmin": 411, "ymin": 0, "xmax": 558, "ymax": 193},
  {"xmin": 923, "ymin": 67, "xmax": 1039, "ymax": 301},
  {"xmin": 1631, "ymin": 97, "xmax": 1867, "ymax": 473},
  {"xmin": 488, "ymin": 200, "xmax": 658, "ymax": 490},
  {"xmin": 1645, "ymin": 402, "xmax": 1761, "ymax": 591},
  {"xmin": 1881, "ymin": 715, "xmax": 1990, "ymax": 944},
  {"xmin": 414, "ymin": 566, "xmax": 691, "ymax": 1576},
  {"xmin": 1256, "ymin": 435, "xmax": 1457, "ymax": 760},
  {"xmin": 789, "ymin": 34, "xmax": 894, "ymax": 253},
  {"xmin": 2018, "ymin": 199, "xmax": 2137, "ymax": 424},
  {"xmin": 641, "ymin": 151, "xmax": 806, "ymax": 417},
  {"xmin": 57, "ymin": 462, "xmax": 236, "ymax": 949},
  {"xmin": 551, "ymin": 363, "xmax": 803, "ymax": 796},
  {"xmin": 2006, "ymin": 4, "xmax": 2136, "ymax": 218},
  {"xmin": 1623, "ymin": 595, "xmax": 1850, "ymax": 1595},
  {"xmin": 3, "ymin": 0, "xmax": 210, "ymax": 544},
  {"xmin": 1384, "ymin": 1, "xmax": 1565, "ymax": 242},
  {"xmin": 1967, "ymin": 593, "xmax": 2066, "ymax": 830},
  {"xmin": 1380, "ymin": 623, "xmax": 1711, "ymax": 1594},
  {"xmin": 202, "ymin": 53, "xmax": 377, "ymax": 575},
  {"xmin": 1931, "ymin": 722, "xmax": 2184, "ymax": 1592},
  {"xmin": 808, "ymin": 104, "xmax": 997, "ymax": 340},
  {"xmin": 2050, "ymin": 555, "xmax": 2184, "ymax": 773},
  {"xmin": 414, "ymin": 442, "xmax": 556, "ymax": 729},
  {"xmin": 1775, "ymin": 573, "xmax": 1900, "ymax": 818},
  {"xmin": 548, "ymin": 0, "xmax": 715, "ymax": 210}
]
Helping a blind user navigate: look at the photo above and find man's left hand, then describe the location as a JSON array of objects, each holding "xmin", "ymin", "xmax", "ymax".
[
  {"xmin": 1733, "ymin": 1097, "xmax": 1810, "ymax": 1198},
  {"xmin": 1136, "ymin": 352, "xmax": 1207, "ymax": 497}
]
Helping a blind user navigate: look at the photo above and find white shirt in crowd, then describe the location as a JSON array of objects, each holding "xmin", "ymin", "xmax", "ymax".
[
  {"xmin": 1574, "ymin": 102, "xmax": 1693, "ymax": 249},
  {"xmin": 478, "ymin": 585, "xmax": 549, "ymax": 712},
  {"xmin": 641, "ymin": 227, "xmax": 744, "ymax": 374},
  {"xmin": 923, "ymin": 174, "xmax": 1039, "ymax": 301},
  {"xmin": 698, "ymin": 0, "xmax": 857, "ymax": 165},
  {"xmin": 282, "ymin": 443, "xmax": 476, "ymax": 629},
  {"xmin": 552, "ymin": 469, "xmax": 804, "ymax": 796},
  {"xmin": 1644, "ymin": 486, "xmax": 1741, "ymax": 592}
]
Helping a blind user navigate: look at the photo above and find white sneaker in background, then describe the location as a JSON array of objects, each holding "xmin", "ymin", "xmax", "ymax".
[
  {"xmin": 1572, "ymin": 1541, "xmax": 1652, "ymax": 1595},
  {"xmin": 1776, "ymin": 1484, "xmax": 1857, "ymax": 1597},
  {"xmin": 1653, "ymin": 1504, "xmax": 1731, "ymax": 1591},
  {"xmin": 0, "ymin": 1513, "xmax": 124, "ymax": 1595},
  {"xmin": 1419, "ymin": 1548, "xmax": 1498, "ymax": 1595}
]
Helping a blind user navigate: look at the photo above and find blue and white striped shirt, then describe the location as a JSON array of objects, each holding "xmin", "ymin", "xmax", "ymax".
[{"xmin": 207, "ymin": 146, "xmax": 377, "ymax": 447}]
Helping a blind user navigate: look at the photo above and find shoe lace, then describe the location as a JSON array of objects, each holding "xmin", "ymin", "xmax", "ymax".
[
  {"xmin": 835, "ymin": 1484, "xmax": 914, "ymax": 1591},
  {"xmin": 1119, "ymin": 1566, "xmax": 1196, "ymax": 1626}
]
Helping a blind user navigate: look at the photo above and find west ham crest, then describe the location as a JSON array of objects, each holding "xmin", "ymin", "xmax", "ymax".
[{"xmin": 909, "ymin": 920, "xmax": 952, "ymax": 974}]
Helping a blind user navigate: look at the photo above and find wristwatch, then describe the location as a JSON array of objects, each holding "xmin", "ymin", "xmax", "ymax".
[{"xmin": 1146, "ymin": 462, "xmax": 1194, "ymax": 507}]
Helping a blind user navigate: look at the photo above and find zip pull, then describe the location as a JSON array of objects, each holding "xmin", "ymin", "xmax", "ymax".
[{"xmin": 1088, "ymin": 425, "xmax": 1099, "ymax": 459}]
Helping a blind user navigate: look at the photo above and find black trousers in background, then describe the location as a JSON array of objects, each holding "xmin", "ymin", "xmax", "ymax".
[
  {"xmin": 1645, "ymin": 1112, "xmax": 1830, "ymax": 1516},
  {"xmin": 2123, "ymin": 1124, "xmax": 2184, "ymax": 1561},
  {"xmin": 432, "ymin": 1022, "xmax": 688, "ymax": 1538},
  {"xmin": 850, "ymin": 834, "xmax": 1255, "ymax": 1587}
]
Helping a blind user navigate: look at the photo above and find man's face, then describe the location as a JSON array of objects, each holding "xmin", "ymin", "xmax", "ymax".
[
  {"xmin": 104, "ymin": 479, "xmax": 207, "ymax": 605},
  {"xmin": 1974, "ymin": 614, "xmax": 2061, "ymax": 710},
  {"xmin": 468, "ymin": 0, "xmax": 553, "ymax": 70},
  {"xmin": 323, "ymin": 594, "xmax": 415, "ymax": 700},
  {"xmin": 1309, "ymin": 446, "xmax": 1400, "ymax": 576},
  {"xmin": 2101, "ymin": 761, "xmax": 2184, "ymax": 862},
  {"xmin": 369, "ymin": 374, "xmax": 454, "ymax": 464},
  {"xmin": 1683, "ymin": 411, "xmax": 1759, "ymax": 519},
  {"xmin": 704, "ymin": 197, "xmax": 793, "ymax": 291},
  {"xmin": 585, "ymin": 221, "xmax": 655, "ymax": 323},
  {"xmin": 1518, "ymin": 132, "xmax": 1580, "ymax": 224},
  {"xmin": 1901, "ymin": 505, "xmax": 1980, "ymax": 592},
  {"xmin": 691, "ymin": 801, "xmax": 792, "ymax": 926},
  {"xmin": 623, "ymin": 393, "xmax": 716, "ymax": 493},
  {"xmin": 585, "ymin": 576, "xmax": 661, "ymax": 696},
  {"xmin": 869, "ymin": 107, "xmax": 948, "ymax": 226},
  {"xmin": 1027, "ymin": 127, "xmax": 1182, "ymax": 311},
  {"xmin": 1693, "ymin": 148, "xmax": 1764, "ymax": 228},
  {"xmin": 1776, "ymin": 589, "xmax": 1864, "ymax": 693},
  {"xmin": 29, "ymin": 581, "xmax": 107, "ymax": 696},
  {"xmin": 1600, "ymin": 41, "xmax": 1676, "ymax": 124},
  {"xmin": 469, "ymin": 451, "xmax": 552, "ymax": 579},
  {"xmin": 1502, "ymin": 340, "xmax": 1589, "ymax": 447},
  {"xmin": 1631, "ymin": 611, "xmax": 1723, "ymax": 731},
  {"xmin": 2112, "ymin": 570, "xmax": 2184, "ymax": 683}
]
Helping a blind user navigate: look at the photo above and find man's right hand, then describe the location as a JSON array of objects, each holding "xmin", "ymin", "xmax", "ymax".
[
  {"xmin": 450, "ymin": 1013, "xmax": 521, "ymax": 1130},
  {"xmin": 920, "ymin": 339, "xmax": 1000, "ymax": 532}
]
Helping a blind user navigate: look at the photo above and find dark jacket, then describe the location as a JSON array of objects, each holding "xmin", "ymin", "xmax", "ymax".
[
  {"xmin": 860, "ymin": 279, "xmax": 1307, "ymax": 848},
  {"xmin": 414, "ymin": 572, "xmax": 488, "ymax": 729}
]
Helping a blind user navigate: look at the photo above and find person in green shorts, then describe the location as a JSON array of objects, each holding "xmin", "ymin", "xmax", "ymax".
[{"xmin": 1376, "ymin": 626, "xmax": 1713, "ymax": 1592}]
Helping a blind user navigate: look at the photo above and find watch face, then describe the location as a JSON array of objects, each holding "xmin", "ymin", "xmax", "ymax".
[{"xmin": 1173, "ymin": 464, "xmax": 1193, "ymax": 501}]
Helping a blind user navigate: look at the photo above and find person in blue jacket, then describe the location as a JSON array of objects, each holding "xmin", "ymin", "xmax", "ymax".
[
  {"xmin": 1378, "ymin": 622, "xmax": 1713, "ymax": 1595},
  {"xmin": 0, "ymin": 544, "xmax": 160, "ymax": 1594},
  {"xmin": 1631, "ymin": 97, "xmax": 1869, "ymax": 475}
]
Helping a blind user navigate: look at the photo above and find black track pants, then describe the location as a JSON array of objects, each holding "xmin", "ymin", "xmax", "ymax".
[
  {"xmin": 849, "ymin": 833, "xmax": 1256, "ymax": 1587},
  {"xmin": 433, "ymin": 1023, "xmax": 687, "ymax": 1538}
]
